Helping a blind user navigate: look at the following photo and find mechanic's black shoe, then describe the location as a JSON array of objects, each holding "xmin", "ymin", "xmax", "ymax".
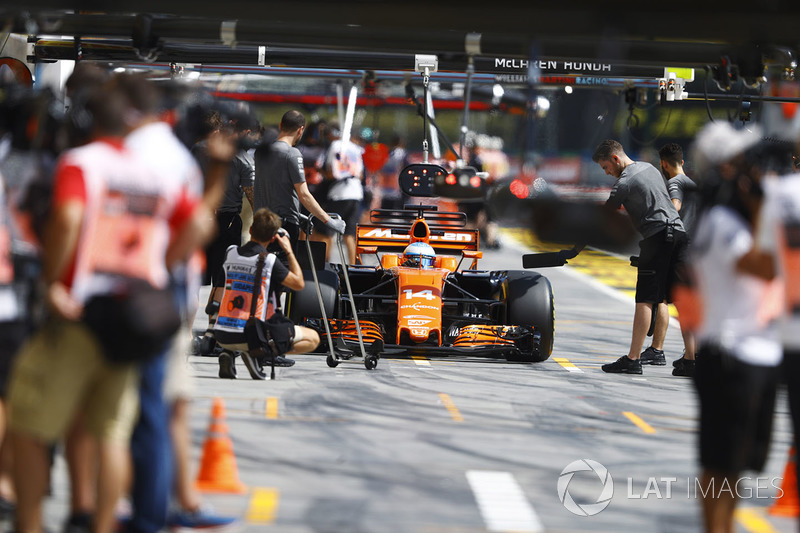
[
  {"xmin": 672, "ymin": 351, "xmax": 686, "ymax": 368},
  {"xmin": 602, "ymin": 355, "xmax": 643, "ymax": 374},
  {"xmin": 218, "ymin": 351, "xmax": 237, "ymax": 379},
  {"xmin": 639, "ymin": 346, "xmax": 666, "ymax": 365},
  {"xmin": 241, "ymin": 351, "xmax": 267, "ymax": 380},
  {"xmin": 672, "ymin": 358, "xmax": 695, "ymax": 377}
]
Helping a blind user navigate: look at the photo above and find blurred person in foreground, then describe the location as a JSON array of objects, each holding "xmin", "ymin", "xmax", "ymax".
[
  {"xmin": 116, "ymin": 74, "xmax": 238, "ymax": 532},
  {"xmin": 683, "ymin": 122, "xmax": 782, "ymax": 533},
  {"xmin": 737, "ymin": 128, "xmax": 800, "ymax": 519},
  {"xmin": 5, "ymin": 78, "xmax": 200, "ymax": 533}
]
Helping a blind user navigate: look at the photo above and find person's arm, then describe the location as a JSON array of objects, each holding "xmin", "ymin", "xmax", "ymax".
[
  {"xmin": 295, "ymin": 181, "xmax": 330, "ymax": 224},
  {"xmin": 273, "ymin": 232, "xmax": 304, "ymax": 291},
  {"xmin": 44, "ymin": 163, "xmax": 86, "ymax": 320},
  {"xmin": 239, "ymin": 151, "xmax": 255, "ymax": 210},
  {"xmin": 604, "ymin": 181, "xmax": 625, "ymax": 210},
  {"xmin": 737, "ymin": 188, "xmax": 777, "ymax": 280},
  {"xmin": 668, "ymin": 180, "xmax": 683, "ymax": 212},
  {"xmin": 43, "ymin": 201, "xmax": 84, "ymax": 320},
  {"xmin": 201, "ymin": 130, "xmax": 237, "ymax": 211},
  {"xmin": 736, "ymin": 249, "xmax": 776, "ymax": 280}
]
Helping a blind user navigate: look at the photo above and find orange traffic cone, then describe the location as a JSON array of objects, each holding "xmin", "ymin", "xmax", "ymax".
[
  {"xmin": 770, "ymin": 446, "xmax": 800, "ymax": 517},
  {"xmin": 195, "ymin": 397, "xmax": 248, "ymax": 493}
]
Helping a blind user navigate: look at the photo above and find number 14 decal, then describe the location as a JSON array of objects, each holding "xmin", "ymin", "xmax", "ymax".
[{"xmin": 403, "ymin": 289, "xmax": 436, "ymax": 300}]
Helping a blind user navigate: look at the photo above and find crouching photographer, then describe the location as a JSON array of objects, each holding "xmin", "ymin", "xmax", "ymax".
[{"xmin": 213, "ymin": 207, "xmax": 320, "ymax": 380}]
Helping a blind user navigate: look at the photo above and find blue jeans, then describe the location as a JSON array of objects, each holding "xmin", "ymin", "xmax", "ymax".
[{"xmin": 129, "ymin": 350, "xmax": 173, "ymax": 532}]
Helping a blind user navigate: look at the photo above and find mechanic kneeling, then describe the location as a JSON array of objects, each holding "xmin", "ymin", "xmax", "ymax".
[{"xmin": 213, "ymin": 208, "xmax": 320, "ymax": 379}]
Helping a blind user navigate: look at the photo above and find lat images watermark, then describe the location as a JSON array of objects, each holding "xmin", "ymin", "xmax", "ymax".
[
  {"xmin": 557, "ymin": 460, "xmax": 784, "ymax": 517},
  {"xmin": 557, "ymin": 459, "xmax": 614, "ymax": 516}
]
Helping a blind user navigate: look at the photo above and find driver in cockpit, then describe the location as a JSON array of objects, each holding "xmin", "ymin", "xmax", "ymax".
[{"xmin": 401, "ymin": 241, "xmax": 436, "ymax": 268}]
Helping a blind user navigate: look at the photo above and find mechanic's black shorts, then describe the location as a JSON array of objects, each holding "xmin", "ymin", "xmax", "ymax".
[
  {"xmin": 315, "ymin": 199, "xmax": 360, "ymax": 237},
  {"xmin": 635, "ymin": 228, "xmax": 688, "ymax": 303},
  {"xmin": 694, "ymin": 344, "xmax": 779, "ymax": 473}
]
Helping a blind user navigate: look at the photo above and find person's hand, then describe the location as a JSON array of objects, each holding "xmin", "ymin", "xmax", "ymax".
[
  {"xmin": 274, "ymin": 229, "xmax": 293, "ymax": 253},
  {"xmin": 205, "ymin": 129, "xmax": 237, "ymax": 164},
  {"xmin": 47, "ymin": 281, "xmax": 83, "ymax": 320},
  {"xmin": 325, "ymin": 216, "xmax": 346, "ymax": 235}
]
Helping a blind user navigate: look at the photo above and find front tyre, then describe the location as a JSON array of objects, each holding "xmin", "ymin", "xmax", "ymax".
[{"xmin": 506, "ymin": 271, "xmax": 554, "ymax": 362}]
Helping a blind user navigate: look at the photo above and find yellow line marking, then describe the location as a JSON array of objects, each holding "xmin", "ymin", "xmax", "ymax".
[
  {"xmin": 266, "ymin": 397, "xmax": 279, "ymax": 420},
  {"xmin": 438, "ymin": 393, "xmax": 464, "ymax": 422},
  {"xmin": 553, "ymin": 358, "xmax": 583, "ymax": 373},
  {"xmin": 735, "ymin": 507, "xmax": 779, "ymax": 533},
  {"xmin": 623, "ymin": 411, "xmax": 657, "ymax": 434},
  {"xmin": 246, "ymin": 487, "xmax": 280, "ymax": 523},
  {"xmin": 411, "ymin": 356, "xmax": 431, "ymax": 366}
]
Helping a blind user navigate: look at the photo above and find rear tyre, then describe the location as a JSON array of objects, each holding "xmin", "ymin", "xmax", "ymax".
[{"xmin": 506, "ymin": 271, "xmax": 554, "ymax": 362}]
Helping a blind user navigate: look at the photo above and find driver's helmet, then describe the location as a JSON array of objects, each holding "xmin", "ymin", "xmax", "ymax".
[{"xmin": 402, "ymin": 241, "xmax": 436, "ymax": 268}]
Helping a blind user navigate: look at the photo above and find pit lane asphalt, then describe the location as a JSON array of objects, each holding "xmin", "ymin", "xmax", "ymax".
[{"xmin": 39, "ymin": 229, "xmax": 796, "ymax": 533}]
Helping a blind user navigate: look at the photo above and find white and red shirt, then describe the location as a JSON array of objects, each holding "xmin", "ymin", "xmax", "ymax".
[
  {"xmin": 125, "ymin": 121, "xmax": 205, "ymax": 316},
  {"xmin": 51, "ymin": 137, "xmax": 197, "ymax": 304},
  {"xmin": 691, "ymin": 205, "xmax": 782, "ymax": 366}
]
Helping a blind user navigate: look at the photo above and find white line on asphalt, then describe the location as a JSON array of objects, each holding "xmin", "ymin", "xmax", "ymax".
[
  {"xmin": 466, "ymin": 470, "xmax": 544, "ymax": 532},
  {"xmin": 411, "ymin": 356, "xmax": 431, "ymax": 366}
]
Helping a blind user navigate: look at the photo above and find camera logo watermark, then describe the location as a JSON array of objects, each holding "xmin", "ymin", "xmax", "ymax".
[
  {"xmin": 557, "ymin": 459, "xmax": 785, "ymax": 517},
  {"xmin": 557, "ymin": 459, "xmax": 614, "ymax": 516}
]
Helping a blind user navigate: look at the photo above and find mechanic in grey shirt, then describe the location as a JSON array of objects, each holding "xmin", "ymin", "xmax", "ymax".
[
  {"xmin": 593, "ymin": 139, "xmax": 691, "ymax": 375},
  {"xmin": 657, "ymin": 143, "xmax": 699, "ymax": 375},
  {"xmin": 659, "ymin": 142, "xmax": 699, "ymax": 238},
  {"xmin": 254, "ymin": 110, "xmax": 345, "ymax": 248}
]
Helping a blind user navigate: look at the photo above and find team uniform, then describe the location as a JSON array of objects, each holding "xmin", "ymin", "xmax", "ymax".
[
  {"xmin": 214, "ymin": 241, "xmax": 300, "ymax": 349},
  {"xmin": 7, "ymin": 138, "xmax": 198, "ymax": 444},
  {"xmin": 254, "ymin": 140, "xmax": 307, "ymax": 245},
  {"xmin": 668, "ymin": 173, "xmax": 699, "ymax": 237},
  {"xmin": 321, "ymin": 139, "xmax": 364, "ymax": 237},
  {"xmin": 606, "ymin": 161, "xmax": 687, "ymax": 304},
  {"xmin": 692, "ymin": 205, "xmax": 782, "ymax": 472}
]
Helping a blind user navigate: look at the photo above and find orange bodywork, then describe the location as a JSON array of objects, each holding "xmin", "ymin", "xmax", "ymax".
[
  {"xmin": 393, "ymin": 266, "xmax": 449, "ymax": 345},
  {"xmin": 326, "ymin": 319, "xmax": 384, "ymax": 345},
  {"xmin": 452, "ymin": 325, "xmax": 517, "ymax": 348}
]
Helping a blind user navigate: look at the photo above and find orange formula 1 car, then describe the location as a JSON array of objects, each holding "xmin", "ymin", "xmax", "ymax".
[{"xmin": 288, "ymin": 203, "xmax": 556, "ymax": 364}]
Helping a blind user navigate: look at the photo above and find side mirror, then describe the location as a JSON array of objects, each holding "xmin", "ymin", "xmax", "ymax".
[
  {"xmin": 398, "ymin": 164, "xmax": 447, "ymax": 197},
  {"xmin": 433, "ymin": 166, "xmax": 486, "ymax": 199}
]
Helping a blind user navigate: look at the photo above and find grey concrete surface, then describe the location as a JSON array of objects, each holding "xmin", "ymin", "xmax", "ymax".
[{"xmin": 36, "ymin": 230, "xmax": 796, "ymax": 533}]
